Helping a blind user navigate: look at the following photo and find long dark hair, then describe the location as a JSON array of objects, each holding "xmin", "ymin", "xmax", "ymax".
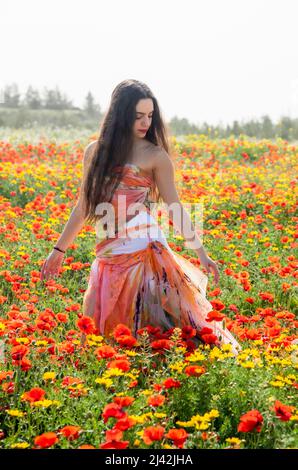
[{"xmin": 83, "ymin": 79, "xmax": 172, "ymax": 225}]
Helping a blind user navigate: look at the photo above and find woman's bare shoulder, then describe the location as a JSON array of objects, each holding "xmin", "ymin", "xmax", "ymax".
[
  {"xmin": 151, "ymin": 145, "xmax": 174, "ymax": 171},
  {"xmin": 85, "ymin": 140, "xmax": 98, "ymax": 154}
]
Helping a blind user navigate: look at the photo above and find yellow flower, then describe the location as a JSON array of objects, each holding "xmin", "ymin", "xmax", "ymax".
[
  {"xmin": 175, "ymin": 420, "xmax": 194, "ymax": 427},
  {"xmin": 125, "ymin": 372, "xmax": 139, "ymax": 380},
  {"xmin": 95, "ymin": 378, "xmax": 113, "ymax": 388},
  {"xmin": 31, "ymin": 399, "xmax": 61, "ymax": 408},
  {"xmin": 290, "ymin": 415, "xmax": 298, "ymax": 421},
  {"xmin": 16, "ymin": 337, "xmax": 30, "ymax": 344},
  {"xmin": 226, "ymin": 437, "xmax": 243, "ymax": 446},
  {"xmin": 90, "ymin": 334, "xmax": 104, "ymax": 342},
  {"xmin": 269, "ymin": 381, "xmax": 285, "ymax": 387},
  {"xmin": 207, "ymin": 409, "xmax": 220, "ymax": 419},
  {"xmin": 126, "ymin": 350, "xmax": 138, "ymax": 357},
  {"xmin": 35, "ymin": 340, "xmax": 48, "ymax": 346},
  {"xmin": 130, "ymin": 415, "xmax": 148, "ymax": 424},
  {"xmin": 154, "ymin": 412, "xmax": 167, "ymax": 418},
  {"xmin": 283, "ymin": 377, "xmax": 295, "ymax": 385},
  {"xmin": 169, "ymin": 361, "xmax": 185, "ymax": 372},
  {"xmin": 209, "ymin": 348, "xmax": 225, "ymax": 361},
  {"xmin": 10, "ymin": 442, "xmax": 30, "ymax": 449},
  {"xmin": 6, "ymin": 409, "xmax": 26, "ymax": 417},
  {"xmin": 221, "ymin": 344, "xmax": 233, "ymax": 352},
  {"xmin": 103, "ymin": 368, "xmax": 125, "ymax": 377},
  {"xmin": 43, "ymin": 372, "xmax": 56, "ymax": 381},
  {"xmin": 240, "ymin": 361, "xmax": 255, "ymax": 369},
  {"xmin": 185, "ymin": 351, "xmax": 205, "ymax": 362},
  {"xmin": 195, "ymin": 421, "xmax": 209, "ymax": 430},
  {"xmin": 52, "ymin": 400, "xmax": 61, "ymax": 406},
  {"xmin": 286, "ymin": 374, "xmax": 296, "ymax": 381}
]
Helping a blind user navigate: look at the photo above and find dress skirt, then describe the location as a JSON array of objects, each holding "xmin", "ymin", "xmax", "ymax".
[{"xmin": 83, "ymin": 209, "xmax": 242, "ymax": 355}]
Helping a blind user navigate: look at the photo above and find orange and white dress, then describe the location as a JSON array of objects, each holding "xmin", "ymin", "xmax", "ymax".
[{"xmin": 83, "ymin": 163, "xmax": 242, "ymax": 355}]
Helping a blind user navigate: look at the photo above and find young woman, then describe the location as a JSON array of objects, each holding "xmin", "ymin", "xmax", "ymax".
[{"xmin": 40, "ymin": 79, "xmax": 242, "ymax": 355}]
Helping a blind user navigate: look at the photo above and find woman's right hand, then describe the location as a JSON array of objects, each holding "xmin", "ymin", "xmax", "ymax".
[{"xmin": 40, "ymin": 249, "xmax": 65, "ymax": 281}]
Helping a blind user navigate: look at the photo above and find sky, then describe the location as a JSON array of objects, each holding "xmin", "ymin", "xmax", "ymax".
[{"xmin": 1, "ymin": 0, "xmax": 298, "ymax": 126}]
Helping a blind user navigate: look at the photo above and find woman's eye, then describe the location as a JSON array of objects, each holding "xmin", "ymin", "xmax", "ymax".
[{"xmin": 136, "ymin": 116, "xmax": 153, "ymax": 119}]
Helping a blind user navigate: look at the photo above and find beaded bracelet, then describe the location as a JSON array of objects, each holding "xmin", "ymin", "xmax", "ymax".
[{"xmin": 53, "ymin": 246, "xmax": 66, "ymax": 254}]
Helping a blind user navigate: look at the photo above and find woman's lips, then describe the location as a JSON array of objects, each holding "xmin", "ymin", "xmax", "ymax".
[{"xmin": 139, "ymin": 129, "xmax": 147, "ymax": 132}]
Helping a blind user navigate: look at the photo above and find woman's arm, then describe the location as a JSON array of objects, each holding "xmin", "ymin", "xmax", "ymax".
[
  {"xmin": 153, "ymin": 148, "xmax": 220, "ymax": 284},
  {"xmin": 41, "ymin": 141, "xmax": 97, "ymax": 280},
  {"xmin": 153, "ymin": 148, "xmax": 206, "ymax": 255},
  {"xmin": 53, "ymin": 141, "xmax": 96, "ymax": 252}
]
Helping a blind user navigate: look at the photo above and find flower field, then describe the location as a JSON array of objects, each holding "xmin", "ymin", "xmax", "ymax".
[{"xmin": 0, "ymin": 131, "xmax": 297, "ymax": 449}]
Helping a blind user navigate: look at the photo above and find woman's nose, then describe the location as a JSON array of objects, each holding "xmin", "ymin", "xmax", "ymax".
[{"xmin": 142, "ymin": 118, "xmax": 150, "ymax": 127}]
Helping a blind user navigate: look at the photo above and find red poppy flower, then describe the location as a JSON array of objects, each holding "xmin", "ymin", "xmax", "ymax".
[
  {"xmin": 272, "ymin": 400, "xmax": 295, "ymax": 421},
  {"xmin": 113, "ymin": 324, "xmax": 131, "ymax": 338},
  {"xmin": 59, "ymin": 425, "xmax": 81, "ymax": 440},
  {"xmin": 95, "ymin": 345, "xmax": 117, "ymax": 359},
  {"xmin": 143, "ymin": 425, "xmax": 165, "ymax": 445},
  {"xmin": 113, "ymin": 396, "xmax": 135, "ymax": 407},
  {"xmin": 181, "ymin": 326, "xmax": 197, "ymax": 339},
  {"xmin": 150, "ymin": 339, "xmax": 174, "ymax": 350},
  {"xmin": 137, "ymin": 325, "xmax": 162, "ymax": 335},
  {"xmin": 76, "ymin": 316, "xmax": 96, "ymax": 334},
  {"xmin": 106, "ymin": 359, "xmax": 131, "ymax": 371},
  {"xmin": 147, "ymin": 394, "xmax": 165, "ymax": 407},
  {"xmin": 11, "ymin": 344, "xmax": 29, "ymax": 361},
  {"xmin": 259, "ymin": 292, "xmax": 274, "ymax": 302},
  {"xmin": 237, "ymin": 409, "xmax": 263, "ymax": 433},
  {"xmin": 153, "ymin": 383, "xmax": 163, "ymax": 392},
  {"xmin": 34, "ymin": 432, "xmax": 59, "ymax": 448},
  {"xmin": 0, "ymin": 371, "xmax": 13, "ymax": 384},
  {"xmin": 105, "ymin": 428, "xmax": 123, "ymax": 442},
  {"xmin": 165, "ymin": 428, "xmax": 188, "ymax": 448},
  {"xmin": 114, "ymin": 415, "xmax": 136, "ymax": 431},
  {"xmin": 20, "ymin": 357, "xmax": 32, "ymax": 372},
  {"xmin": 201, "ymin": 333, "xmax": 219, "ymax": 345},
  {"xmin": 199, "ymin": 327, "xmax": 213, "ymax": 335},
  {"xmin": 184, "ymin": 339, "xmax": 197, "ymax": 352},
  {"xmin": 100, "ymin": 440, "xmax": 129, "ymax": 449},
  {"xmin": 184, "ymin": 365, "xmax": 206, "ymax": 377},
  {"xmin": 115, "ymin": 335, "xmax": 137, "ymax": 348},
  {"xmin": 209, "ymin": 299, "xmax": 225, "ymax": 311},
  {"xmin": 206, "ymin": 311, "xmax": 225, "ymax": 322},
  {"xmin": 163, "ymin": 378, "xmax": 181, "ymax": 389},
  {"xmin": 102, "ymin": 403, "xmax": 127, "ymax": 423},
  {"xmin": 21, "ymin": 387, "xmax": 46, "ymax": 402}
]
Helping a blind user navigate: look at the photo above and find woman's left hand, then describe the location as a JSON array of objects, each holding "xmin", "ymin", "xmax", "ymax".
[{"xmin": 198, "ymin": 252, "xmax": 220, "ymax": 285}]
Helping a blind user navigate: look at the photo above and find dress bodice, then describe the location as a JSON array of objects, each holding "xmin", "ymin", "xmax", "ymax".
[{"xmin": 96, "ymin": 163, "xmax": 156, "ymax": 241}]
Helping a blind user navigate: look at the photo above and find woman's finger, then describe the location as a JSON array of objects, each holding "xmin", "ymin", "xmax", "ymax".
[
  {"xmin": 210, "ymin": 262, "xmax": 219, "ymax": 284},
  {"xmin": 41, "ymin": 261, "xmax": 46, "ymax": 280}
]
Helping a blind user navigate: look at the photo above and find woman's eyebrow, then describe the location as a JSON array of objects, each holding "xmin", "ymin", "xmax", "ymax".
[{"xmin": 136, "ymin": 111, "xmax": 154, "ymax": 114}]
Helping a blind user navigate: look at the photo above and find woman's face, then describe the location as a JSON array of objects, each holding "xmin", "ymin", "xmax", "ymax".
[{"xmin": 132, "ymin": 98, "xmax": 154, "ymax": 141}]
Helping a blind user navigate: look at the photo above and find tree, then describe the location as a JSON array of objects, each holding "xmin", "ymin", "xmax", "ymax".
[
  {"xmin": 83, "ymin": 91, "xmax": 100, "ymax": 117},
  {"xmin": 42, "ymin": 85, "xmax": 73, "ymax": 109},
  {"xmin": 24, "ymin": 86, "xmax": 42, "ymax": 109},
  {"xmin": 232, "ymin": 120, "xmax": 241, "ymax": 136},
  {"xmin": 1, "ymin": 83, "xmax": 21, "ymax": 108},
  {"xmin": 261, "ymin": 115, "xmax": 274, "ymax": 139}
]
